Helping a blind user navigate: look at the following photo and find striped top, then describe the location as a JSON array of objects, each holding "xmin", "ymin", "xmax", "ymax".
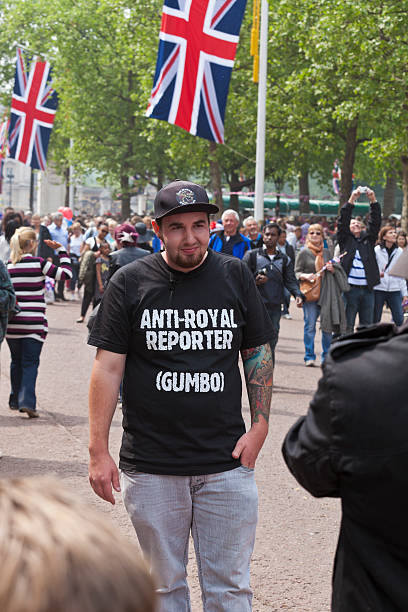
[
  {"xmin": 7, "ymin": 248, "xmax": 72, "ymax": 342},
  {"xmin": 348, "ymin": 249, "xmax": 367, "ymax": 286}
]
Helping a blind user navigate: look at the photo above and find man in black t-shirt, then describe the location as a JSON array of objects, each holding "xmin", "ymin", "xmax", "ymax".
[{"xmin": 88, "ymin": 180, "xmax": 274, "ymax": 612}]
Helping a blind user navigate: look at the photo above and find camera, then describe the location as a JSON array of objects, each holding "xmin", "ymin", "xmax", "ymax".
[
  {"xmin": 358, "ymin": 186, "xmax": 368, "ymax": 193},
  {"xmin": 255, "ymin": 268, "xmax": 267, "ymax": 278}
]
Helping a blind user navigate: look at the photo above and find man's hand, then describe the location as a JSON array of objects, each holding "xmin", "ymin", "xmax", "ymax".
[
  {"xmin": 348, "ymin": 188, "xmax": 361, "ymax": 204},
  {"xmin": 44, "ymin": 239, "xmax": 62, "ymax": 250},
  {"xmin": 367, "ymin": 188, "xmax": 376, "ymax": 203},
  {"xmin": 326, "ymin": 261, "xmax": 334, "ymax": 273},
  {"xmin": 255, "ymin": 273, "xmax": 268, "ymax": 286},
  {"xmin": 88, "ymin": 349, "xmax": 126, "ymax": 504},
  {"xmin": 232, "ymin": 425, "xmax": 268, "ymax": 469},
  {"xmin": 295, "ymin": 296, "xmax": 303, "ymax": 307},
  {"xmin": 89, "ymin": 450, "xmax": 121, "ymax": 505},
  {"xmin": 239, "ymin": 343, "xmax": 273, "ymax": 468}
]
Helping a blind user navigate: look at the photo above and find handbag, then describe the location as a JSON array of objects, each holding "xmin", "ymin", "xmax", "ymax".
[
  {"xmin": 300, "ymin": 275, "xmax": 321, "ymax": 302},
  {"xmin": 299, "ymin": 251, "xmax": 348, "ymax": 302}
]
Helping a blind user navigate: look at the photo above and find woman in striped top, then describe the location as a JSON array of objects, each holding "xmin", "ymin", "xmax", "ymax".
[{"xmin": 6, "ymin": 227, "xmax": 72, "ymax": 418}]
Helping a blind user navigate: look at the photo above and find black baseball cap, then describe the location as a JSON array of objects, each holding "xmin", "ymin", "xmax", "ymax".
[{"xmin": 154, "ymin": 180, "xmax": 219, "ymax": 220}]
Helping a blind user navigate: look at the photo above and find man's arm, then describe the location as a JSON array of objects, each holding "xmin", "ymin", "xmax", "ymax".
[
  {"xmin": 282, "ymin": 370, "xmax": 339, "ymax": 498},
  {"xmin": 337, "ymin": 202, "xmax": 354, "ymax": 247},
  {"xmin": 232, "ymin": 343, "xmax": 273, "ymax": 468},
  {"xmin": 282, "ymin": 259, "xmax": 303, "ymax": 305},
  {"xmin": 365, "ymin": 189, "xmax": 381, "ymax": 243},
  {"xmin": 89, "ymin": 348, "xmax": 126, "ymax": 504}
]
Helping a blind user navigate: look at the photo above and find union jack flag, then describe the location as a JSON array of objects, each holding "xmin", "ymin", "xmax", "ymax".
[
  {"xmin": 146, "ymin": 0, "xmax": 247, "ymax": 143},
  {"xmin": 8, "ymin": 48, "xmax": 58, "ymax": 171}
]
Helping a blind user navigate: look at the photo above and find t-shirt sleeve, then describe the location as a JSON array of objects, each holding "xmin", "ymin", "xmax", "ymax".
[
  {"xmin": 87, "ymin": 271, "xmax": 131, "ymax": 354},
  {"xmin": 240, "ymin": 263, "xmax": 273, "ymax": 350}
]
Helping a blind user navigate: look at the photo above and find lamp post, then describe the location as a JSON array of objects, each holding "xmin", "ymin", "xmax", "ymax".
[
  {"xmin": 6, "ymin": 167, "xmax": 14, "ymax": 207},
  {"xmin": 254, "ymin": 0, "xmax": 268, "ymax": 224}
]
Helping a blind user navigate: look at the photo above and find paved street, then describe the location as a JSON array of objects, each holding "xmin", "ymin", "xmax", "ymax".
[{"xmin": 0, "ymin": 298, "xmax": 340, "ymax": 611}]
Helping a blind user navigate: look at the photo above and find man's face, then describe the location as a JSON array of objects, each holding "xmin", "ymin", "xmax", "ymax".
[
  {"xmin": 263, "ymin": 227, "xmax": 280, "ymax": 250},
  {"xmin": 54, "ymin": 216, "xmax": 62, "ymax": 227},
  {"xmin": 245, "ymin": 219, "xmax": 259, "ymax": 238},
  {"xmin": 350, "ymin": 220, "xmax": 362, "ymax": 237},
  {"xmin": 222, "ymin": 213, "xmax": 239, "ymax": 236},
  {"xmin": 278, "ymin": 232, "xmax": 286, "ymax": 246},
  {"xmin": 154, "ymin": 211, "xmax": 210, "ymax": 272}
]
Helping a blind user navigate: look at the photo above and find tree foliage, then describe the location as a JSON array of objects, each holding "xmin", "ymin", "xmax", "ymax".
[{"xmin": 1, "ymin": 0, "xmax": 408, "ymax": 220}]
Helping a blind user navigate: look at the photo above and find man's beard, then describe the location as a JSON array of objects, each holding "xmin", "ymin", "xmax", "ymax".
[
  {"xmin": 174, "ymin": 250, "xmax": 205, "ymax": 269},
  {"xmin": 167, "ymin": 246, "xmax": 207, "ymax": 270}
]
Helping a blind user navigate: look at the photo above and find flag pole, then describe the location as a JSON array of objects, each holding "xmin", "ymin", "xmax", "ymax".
[{"xmin": 254, "ymin": 0, "xmax": 268, "ymax": 223}]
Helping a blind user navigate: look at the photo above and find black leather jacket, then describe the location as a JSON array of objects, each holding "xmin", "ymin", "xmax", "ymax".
[
  {"xmin": 337, "ymin": 201, "xmax": 381, "ymax": 289},
  {"xmin": 283, "ymin": 322, "xmax": 408, "ymax": 611}
]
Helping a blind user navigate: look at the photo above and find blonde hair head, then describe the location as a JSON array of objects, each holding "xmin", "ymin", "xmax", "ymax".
[
  {"xmin": 306, "ymin": 223, "xmax": 324, "ymax": 247},
  {"xmin": 0, "ymin": 477, "xmax": 156, "ymax": 612},
  {"xmin": 9, "ymin": 227, "xmax": 37, "ymax": 264}
]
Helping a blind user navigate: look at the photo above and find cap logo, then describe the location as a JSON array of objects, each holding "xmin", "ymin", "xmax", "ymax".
[{"xmin": 176, "ymin": 188, "xmax": 196, "ymax": 205}]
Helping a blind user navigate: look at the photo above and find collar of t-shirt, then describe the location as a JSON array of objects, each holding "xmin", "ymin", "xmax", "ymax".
[
  {"xmin": 262, "ymin": 245, "xmax": 276, "ymax": 261},
  {"xmin": 223, "ymin": 232, "xmax": 240, "ymax": 243}
]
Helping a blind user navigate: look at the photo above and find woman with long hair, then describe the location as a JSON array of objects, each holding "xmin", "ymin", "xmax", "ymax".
[
  {"xmin": 295, "ymin": 224, "xmax": 348, "ymax": 366},
  {"xmin": 397, "ymin": 231, "xmax": 407, "ymax": 250},
  {"xmin": 373, "ymin": 226, "xmax": 407, "ymax": 327},
  {"xmin": 6, "ymin": 227, "xmax": 72, "ymax": 418}
]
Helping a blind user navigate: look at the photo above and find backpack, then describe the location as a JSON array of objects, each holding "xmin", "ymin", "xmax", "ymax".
[{"xmin": 78, "ymin": 250, "xmax": 96, "ymax": 289}]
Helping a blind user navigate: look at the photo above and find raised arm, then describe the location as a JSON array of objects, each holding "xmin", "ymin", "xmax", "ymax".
[
  {"xmin": 337, "ymin": 202, "xmax": 354, "ymax": 247},
  {"xmin": 232, "ymin": 343, "xmax": 273, "ymax": 468},
  {"xmin": 41, "ymin": 242, "xmax": 72, "ymax": 280},
  {"xmin": 365, "ymin": 189, "xmax": 381, "ymax": 244}
]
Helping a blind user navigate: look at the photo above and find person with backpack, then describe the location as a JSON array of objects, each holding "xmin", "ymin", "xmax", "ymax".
[
  {"xmin": 243, "ymin": 223, "xmax": 303, "ymax": 364},
  {"xmin": 76, "ymin": 249, "xmax": 97, "ymax": 324}
]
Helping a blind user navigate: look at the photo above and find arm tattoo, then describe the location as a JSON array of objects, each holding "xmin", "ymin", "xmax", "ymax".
[{"xmin": 241, "ymin": 343, "xmax": 273, "ymax": 425}]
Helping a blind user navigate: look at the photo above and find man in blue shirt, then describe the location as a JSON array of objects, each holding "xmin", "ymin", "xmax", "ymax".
[{"xmin": 209, "ymin": 209, "xmax": 251, "ymax": 259}]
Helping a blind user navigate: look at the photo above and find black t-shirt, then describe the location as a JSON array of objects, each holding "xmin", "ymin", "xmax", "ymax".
[{"xmin": 88, "ymin": 249, "xmax": 272, "ymax": 476}]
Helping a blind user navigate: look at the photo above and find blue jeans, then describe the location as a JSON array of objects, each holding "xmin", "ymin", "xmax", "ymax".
[
  {"xmin": 374, "ymin": 290, "xmax": 404, "ymax": 326},
  {"xmin": 121, "ymin": 466, "xmax": 258, "ymax": 612},
  {"xmin": 265, "ymin": 304, "xmax": 281, "ymax": 365},
  {"xmin": 7, "ymin": 338, "xmax": 43, "ymax": 411},
  {"xmin": 344, "ymin": 285, "xmax": 374, "ymax": 332},
  {"xmin": 281, "ymin": 288, "xmax": 290, "ymax": 315},
  {"xmin": 302, "ymin": 301, "xmax": 332, "ymax": 362}
]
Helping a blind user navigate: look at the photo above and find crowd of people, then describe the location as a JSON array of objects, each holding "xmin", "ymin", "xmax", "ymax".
[
  {"xmin": 0, "ymin": 186, "xmax": 406, "ymax": 420},
  {"xmin": 1, "ymin": 180, "xmax": 408, "ymax": 612}
]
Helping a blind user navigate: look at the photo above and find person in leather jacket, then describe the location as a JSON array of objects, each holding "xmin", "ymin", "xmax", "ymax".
[
  {"xmin": 283, "ymin": 320, "xmax": 408, "ymax": 611},
  {"xmin": 337, "ymin": 187, "xmax": 381, "ymax": 332},
  {"xmin": 282, "ymin": 252, "xmax": 408, "ymax": 611}
]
